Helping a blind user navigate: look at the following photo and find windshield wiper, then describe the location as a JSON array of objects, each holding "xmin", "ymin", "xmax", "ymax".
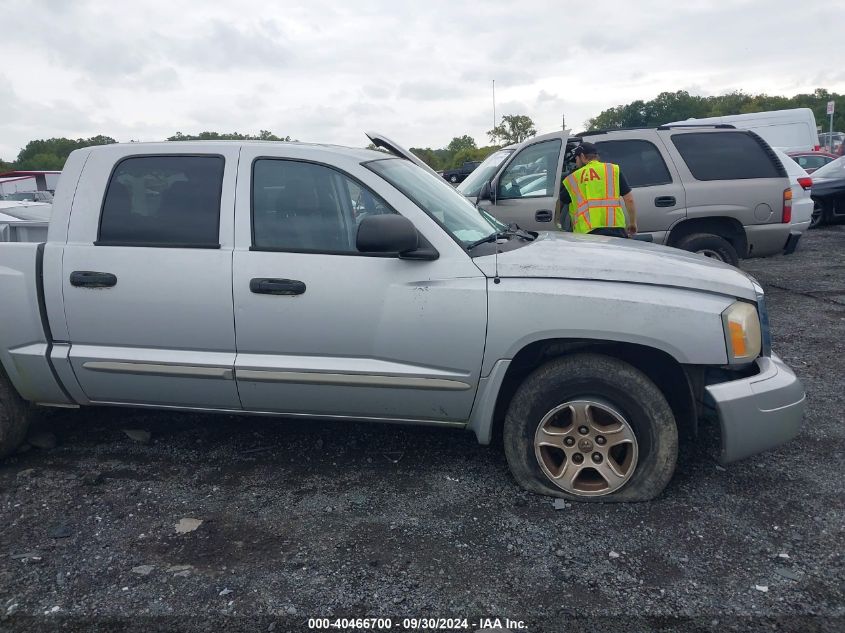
[
  {"xmin": 466, "ymin": 224, "xmax": 536, "ymax": 251},
  {"xmin": 466, "ymin": 231, "xmax": 509, "ymax": 250}
]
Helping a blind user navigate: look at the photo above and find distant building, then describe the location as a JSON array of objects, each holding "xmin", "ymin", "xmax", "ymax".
[{"xmin": 0, "ymin": 170, "xmax": 61, "ymax": 193}]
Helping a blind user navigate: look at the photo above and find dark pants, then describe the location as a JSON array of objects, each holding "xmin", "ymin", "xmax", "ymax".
[{"xmin": 589, "ymin": 227, "xmax": 628, "ymax": 238}]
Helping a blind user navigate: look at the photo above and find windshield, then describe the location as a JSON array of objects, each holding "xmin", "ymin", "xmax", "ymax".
[
  {"xmin": 367, "ymin": 158, "xmax": 497, "ymax": 245},
  {"xmin": 456, "ymin": 149, "xmax": 514, "ymax": 197},
  {"xmin": 811, "ymin": 155, "xmax": 845, "ymax": 179}
]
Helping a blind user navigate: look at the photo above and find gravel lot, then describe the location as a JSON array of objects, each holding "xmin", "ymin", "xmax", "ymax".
[{"xmin": 1, "ymin": 227, "xmax": 843, "ymax": 632}]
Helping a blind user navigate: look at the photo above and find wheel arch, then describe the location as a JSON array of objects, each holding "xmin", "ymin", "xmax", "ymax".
[
  {"xmin": 668, "ymin": 216, "xmax": 748, "ymax": 258},
  {"xmin": 482, "ymin": 338, "xmax": 698, "ymax": 447}
]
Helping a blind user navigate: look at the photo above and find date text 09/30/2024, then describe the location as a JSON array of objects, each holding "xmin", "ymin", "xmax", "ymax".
[{"xmin": 307, "ymin": 617, "xmax": 528, "ymax": 630}]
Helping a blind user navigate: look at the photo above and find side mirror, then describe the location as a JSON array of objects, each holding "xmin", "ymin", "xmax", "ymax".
[
  {"xmin": 357, "ymin": 214, "xmax": 419, "ymax": 255},
  {"xmin": 477, "ymin": 180, "xmax": 493, "ymax": 203}
]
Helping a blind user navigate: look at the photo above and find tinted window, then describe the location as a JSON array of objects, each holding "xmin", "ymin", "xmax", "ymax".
[
  {"xmin": 252, "ymin": 159, "xmax": 394, "ymax": 252},
  {"xmin": 497, "ymin": 139, "xmax": 561, "ymax": 199},
  {"xmin": 592, "ymin": 139, "xmax": 672, "ymax": 187},
  {"xmin": 98, "ymin": 155, "xmax": 224, "ymax": 246},
  {"xmin": 671, "ymin": 132, "xmax": 782, "ymax": 180}
]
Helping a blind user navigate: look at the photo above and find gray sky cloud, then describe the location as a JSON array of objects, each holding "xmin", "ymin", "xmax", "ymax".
[{"xmin": 1, "ymin": 0, "xmax": 843, "ymax": 159}]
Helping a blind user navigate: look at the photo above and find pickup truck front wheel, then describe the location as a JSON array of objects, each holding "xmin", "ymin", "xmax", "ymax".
[
  {"xmin": 0, "ymin": 367, "xmax": 34, "ymax": 458},
  {"xmin": 503, "ymin": 353, "xmax": 678, "ymax": 502}
]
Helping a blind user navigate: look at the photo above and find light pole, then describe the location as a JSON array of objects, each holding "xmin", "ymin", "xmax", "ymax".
[{"xmin": 492, "ymin": 79, "xmax": 496, "ymax": 131}]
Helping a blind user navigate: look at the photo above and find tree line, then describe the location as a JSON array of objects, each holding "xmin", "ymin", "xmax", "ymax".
[
  {"xmin": 586, "ymin": 88, "xmax": 843, "ymax": 132},
  {"xmin": 1, "ymin": 116, "xmax": 538, "ymax": 174},
  {"xmin": 3, "ymin": 89, "xmax": 841, "ymax": 172}
]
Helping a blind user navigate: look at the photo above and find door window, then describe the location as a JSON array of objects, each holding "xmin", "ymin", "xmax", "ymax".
[
  {"xmin": 252, "ymin": 159, "xmax": 394, "ymax": 253},
  {"xmin": 593, "ymin": 140, "xmax": 672, "ymax": 187},
  {"xmin": 98, "ymin": 155, "xmax": 224, "ymax": 247},
  {"xmin": 496, "ymin": 140, "xmax": 561, "ymax": 199}
]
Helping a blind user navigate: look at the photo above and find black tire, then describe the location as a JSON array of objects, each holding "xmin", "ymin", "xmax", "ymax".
[
  {"xmin": 449, "ymin": 175, "xmax": 458, "ymax": 183},
  {"xmin": 675, "ymin": 232, "xmax": 739, "ymax": 266},
  {"xmin": 0, "ymin": 366, "xmax": 34, "ymax": 458},
  {"xmin": 503, "ymin": 353, "xmax": 678, "ymax": 502},
  {"xmin": 810, "ymin": 200, "xmax": 826, "ymax": 229}
]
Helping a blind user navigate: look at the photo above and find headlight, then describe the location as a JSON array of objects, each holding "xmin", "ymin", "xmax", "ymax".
[{"xmin": 722, "ymin": 301, "xmax": 762, "ymax": 363}]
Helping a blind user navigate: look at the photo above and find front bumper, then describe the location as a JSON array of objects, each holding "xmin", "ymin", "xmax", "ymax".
[{"xmin": 706, "ymin": 354, "xmax": 806, "ymax": 464}]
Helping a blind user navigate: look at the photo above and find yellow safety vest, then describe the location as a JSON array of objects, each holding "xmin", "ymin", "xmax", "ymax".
[{"xmin": 562, "ymin": 160, "xmax": 625, "ymax": 233}]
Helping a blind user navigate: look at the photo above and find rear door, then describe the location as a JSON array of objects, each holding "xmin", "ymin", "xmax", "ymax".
[
  {"xmin": 659, "ymin": 130, "xmax": 787, "ymax": 232},
  {"xmin": 585, "ymin": 131, "xmax": 686, "ymax": 243},
  {"xmin": 480, "ymin": 131, "xmax": 569, "ymax": 230},
  {"xmin": 61, "ymin": 145, "xmax": 242, "ymax": 408}
]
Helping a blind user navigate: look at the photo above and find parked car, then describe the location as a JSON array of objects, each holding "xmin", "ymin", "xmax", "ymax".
[
  {"xmin": 818, "ymin": 131, "xmax": 844, "ymax": 154},
  {"xmin": 0, "ymin": 134, "xmax": 805, "ymax": 502},
  {"xmin": 809, "ymin": 156, "xmax": 845, "ymax": 227},
  {"xmin": 788, "ymin": 151, "xmax": 837, "ymax": 174},
  {"xmin": 773, "ymin": 148, "xmax": 814, "ymax": 234},
  {"xmin": 441, "ymin": 160, "xmax": 482, "ymax": 184},
  {"xmin": 456, "ymin": 126, "xmax": 800, "ymax": 266},
  {"xmin": 665, "ymin": 108, "xmax": 821, "ymax": 153}
]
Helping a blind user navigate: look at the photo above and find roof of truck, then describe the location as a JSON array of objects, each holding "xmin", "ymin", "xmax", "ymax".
[{"xmin": 84, "ymin": 141, "xmax": 388, "ymax": 162}]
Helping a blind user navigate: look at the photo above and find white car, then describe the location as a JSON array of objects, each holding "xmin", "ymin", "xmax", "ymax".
[{"xmin": 773, "ymin": 147, "xmax": 813, "ymax": 235}]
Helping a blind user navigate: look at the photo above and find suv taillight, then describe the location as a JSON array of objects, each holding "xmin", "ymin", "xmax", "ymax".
[
  {"xmin": 797, "ymin": 177, "xmax": 812, "ymax": 190},
  {"xmin": 782, "ymin": 188, "xmax": 792, "ymax": 223},
  {"xmin": 814, "ymin": 145, "xmax": 821, "ymax": 151}
]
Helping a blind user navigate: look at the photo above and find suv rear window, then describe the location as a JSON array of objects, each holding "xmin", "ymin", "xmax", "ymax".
[
  {"xmin": 671, "ymin": 132, "xmax": 783, "ymax": 181},
  {"xmin": 98, "ymin": 155, "xmax": 224, "ymax": 247},
  {"xmin": 592, "ymin": 139, "xmax": 672, "ymax": 187}
]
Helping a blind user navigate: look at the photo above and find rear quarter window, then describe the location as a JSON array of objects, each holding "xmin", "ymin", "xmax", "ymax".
[{"xmin": 671, "ymin": 132, "xmax": 784, "ymax": 181}]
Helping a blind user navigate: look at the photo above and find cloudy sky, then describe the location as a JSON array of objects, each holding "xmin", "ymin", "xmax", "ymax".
[{"xmin": 2, "ymin": 0, "xmax": 844, "ymax": 160}]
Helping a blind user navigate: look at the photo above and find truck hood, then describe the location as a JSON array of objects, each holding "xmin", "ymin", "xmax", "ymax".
[{"xmin": 476, "ymin": 232, "xmax": 756, "ymax": 300}]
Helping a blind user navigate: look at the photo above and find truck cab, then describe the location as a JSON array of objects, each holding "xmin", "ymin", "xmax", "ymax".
[{"xmin": 0, "ymin": 136, "xmax": 806, "ymax": 502}]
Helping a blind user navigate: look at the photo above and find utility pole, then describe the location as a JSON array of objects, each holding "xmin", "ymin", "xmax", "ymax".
[{"xmin": 562, "ymin": 113, "xmax": 566, "ymax": 131}]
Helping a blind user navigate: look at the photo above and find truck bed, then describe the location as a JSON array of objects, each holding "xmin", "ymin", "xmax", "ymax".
[{"xmin": 0, "ymin": 241, "xmax": 71, "ymax": 405}]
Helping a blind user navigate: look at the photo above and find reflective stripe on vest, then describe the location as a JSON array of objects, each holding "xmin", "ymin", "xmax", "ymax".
[{"xmin": 562, "ymin": 161, "xmax": 625, "ymax": 233}]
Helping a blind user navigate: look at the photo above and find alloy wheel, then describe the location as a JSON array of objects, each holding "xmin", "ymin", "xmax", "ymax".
[{"xmin": 534, "ymin": 400, "xmax": 639, "ymax": 496}]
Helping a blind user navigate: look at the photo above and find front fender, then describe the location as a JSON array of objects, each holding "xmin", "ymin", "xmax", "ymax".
[{"xmin": 482, "ymin": 278, "xmax": 733, "ymax": 376}]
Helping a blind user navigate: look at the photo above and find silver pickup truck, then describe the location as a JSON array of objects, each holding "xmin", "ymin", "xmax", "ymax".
[{"xmin": 0, "ymin": 134, "xmax": 806, "ymax": 502}]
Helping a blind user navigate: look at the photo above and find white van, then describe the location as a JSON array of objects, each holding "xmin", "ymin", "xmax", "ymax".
[{"xmin": 665, "ymin": 108, "xmax": 820, "ymax": 153}]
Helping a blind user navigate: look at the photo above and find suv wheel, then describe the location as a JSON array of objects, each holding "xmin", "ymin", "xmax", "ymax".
[
  {"xmin": 0, "ymin": 367, "xmax": 35, "ymax": 458},
  {"xmin": 503, "ymin": 353, "xmax": 678, "ymax": 502},
  {"xmin": 449, "ymin": 175, "xmax": 458, "ymax": 183},
  {"xmin": 675, "ymin": 233, "xmax": 739, "ymax": 266}
]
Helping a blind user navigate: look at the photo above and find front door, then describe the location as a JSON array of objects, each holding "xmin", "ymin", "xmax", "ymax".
[
  {"xmin": 480, "ymin": 133, "xmax": 568, "ymax": 231},
  {"xmin": 590, "ymin": 135, "xmax": 687, "ymax": 240},
  {"xmin": 232, "ymin": 148, "xmax": 487, "ymax": 422},
  {"xmin": 62, "ymin": 147, "xmax": 241, "ymax": 408}
]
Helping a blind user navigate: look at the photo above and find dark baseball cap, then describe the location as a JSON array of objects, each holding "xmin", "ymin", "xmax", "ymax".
[{"xmin": 573, "ymin": 142, "xmax": 599, "ymax": 157}]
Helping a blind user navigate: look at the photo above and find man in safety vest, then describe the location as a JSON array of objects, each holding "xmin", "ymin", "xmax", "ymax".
[{"xmin": 559, "ymin": 142, "xmax": 638, "ymax": 238}]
